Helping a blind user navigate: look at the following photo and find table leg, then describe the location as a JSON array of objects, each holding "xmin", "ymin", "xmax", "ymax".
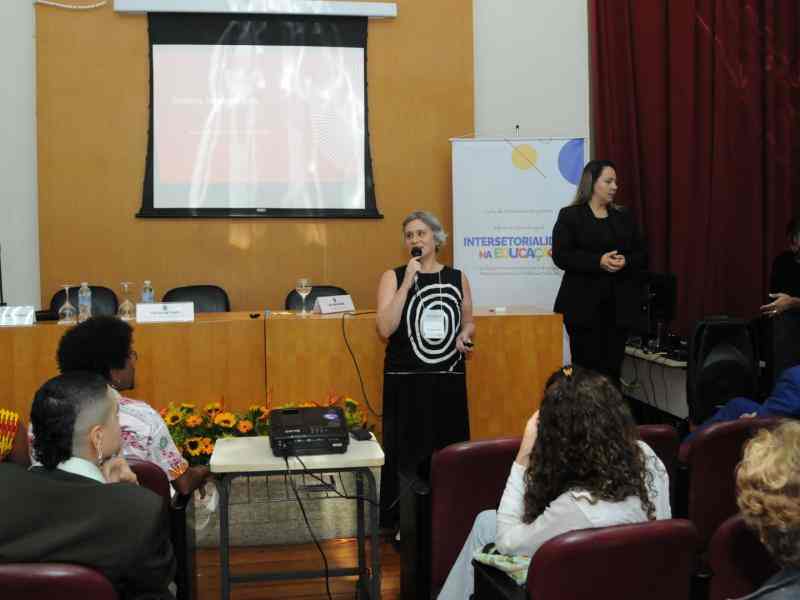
[
  {"xmin": 356, "ymin": 471, "xmax": 367, "ymax": 593},
  {"xmin": 363, "ymin": 469, "xmax": 381, "ymax": 599},
  {"xmin": 217, "ymin": 476, "xmax": 232, "ymax": 600}
]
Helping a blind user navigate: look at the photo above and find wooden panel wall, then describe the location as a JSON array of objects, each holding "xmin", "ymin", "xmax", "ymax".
[
  {"xmin": 35, "ymin": 1, "xmax": 473, "ymax": 311},
  {"xmin": 0, "ymin": 314, "xmax": 267, "ymax": 416},
  {"xmin": 1, "ymin": 311, "xmax": 562, "ymax": 441},
  {"xmin": 264, "ymin": 310, "xmax": 563, "ymax": 440}
]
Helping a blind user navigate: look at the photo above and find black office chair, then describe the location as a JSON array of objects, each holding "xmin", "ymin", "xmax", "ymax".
[
  {"xmin": 47, "ymin": 286, "xmax": 119, "ymax": 318},
  {"xmin": 162, "ymin": 285, "xmax": 230, "ymax": 313},
  {"xmin": 284, "ymin": 285, "xmax": 347, "ymax": 311}
]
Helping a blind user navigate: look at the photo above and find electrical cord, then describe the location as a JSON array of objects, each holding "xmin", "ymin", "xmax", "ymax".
[
  {"xmin": 341, "ymin": 311, "xmax": 382, "ymax": 419},
  {"xmin": 295, "ymin": 444, "xmax": 418, "ymax": 517},
  {"xmin": 293, "ymin": 452, "xmax": 414, "ymax": 519},
  {"xmin": 631, "ymin": 352, "xmax": 651, "ymax": 406},
  {"xmin": 293, "ymin": 454, "xmax": 379, "ymax": 507},
  {"xmin": 384, "ymin": 474, "xmax": 419, "ymax": 513},
  {"xmin": 620, "ymin": 348, "xmax": 638, "ymax": 397},
  {"xmin": 648, "ymin": 359, "xmax": 659, "ymax": 411},
  {"xmin": 284, "ymin": 456, "xmax": 333, "ymax": 600}
]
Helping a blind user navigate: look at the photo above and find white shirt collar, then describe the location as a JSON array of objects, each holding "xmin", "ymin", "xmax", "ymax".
[{"xmin": 57, "ymin": 456, "xmax": 106, "ymax": 484}]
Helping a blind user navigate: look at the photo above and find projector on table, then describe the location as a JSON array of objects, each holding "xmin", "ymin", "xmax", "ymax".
[{"xmin": 269, "ymin": 406, "xmax": 350, "ymax": 457}]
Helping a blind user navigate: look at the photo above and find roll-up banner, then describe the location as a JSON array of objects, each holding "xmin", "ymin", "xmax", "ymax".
[{"xmin": 452, "ymin": 137, "xmax": 585, "ymax": 362}]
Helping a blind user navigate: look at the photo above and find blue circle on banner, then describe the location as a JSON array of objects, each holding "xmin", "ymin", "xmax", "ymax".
[{"xmin": 558, "ymin": 139, "xmax": 584, "ymax": 185}]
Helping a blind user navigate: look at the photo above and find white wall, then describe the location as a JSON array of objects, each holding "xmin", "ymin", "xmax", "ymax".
[
  {"xmin": 473, "ymin": 0, "xmax": 590, "ymax": 139},
  {"xmin": 0, "ymin": 2, "xmax": 39, "ymax": 307}
]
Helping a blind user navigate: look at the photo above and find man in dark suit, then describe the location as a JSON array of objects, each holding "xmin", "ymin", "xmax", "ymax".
[
  {"xmin": 553, "ymin": 160, "xmax": 647, "ymax": 383},
  {"xmin": 0, "ymin": 372, "xmax": 175, "ymax": 600}
]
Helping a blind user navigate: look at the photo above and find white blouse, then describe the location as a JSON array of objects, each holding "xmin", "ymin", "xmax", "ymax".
[{"xmin": 495, "ymin": 441, "xmax": 671, "ymax": 556}]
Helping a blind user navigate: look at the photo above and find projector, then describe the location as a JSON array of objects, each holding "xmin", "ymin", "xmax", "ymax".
[{"xmin": 269, "ymin": 406, "xmax": 350, "ymax": 457}]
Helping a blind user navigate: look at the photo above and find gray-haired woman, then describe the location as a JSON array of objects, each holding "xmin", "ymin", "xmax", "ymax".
[{"xmin": 376, "ymin": 210, "xmax": 475, "ymax": 531}]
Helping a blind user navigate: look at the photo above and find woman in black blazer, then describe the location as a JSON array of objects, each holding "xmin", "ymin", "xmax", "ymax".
[{"xmin": 552, "ymin": 160, "xmax": 647, "ymax": 383}]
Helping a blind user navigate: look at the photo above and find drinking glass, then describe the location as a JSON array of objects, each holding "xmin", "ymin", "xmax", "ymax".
[
  {"xmin": 118, "ymin": 282, "xmax": 135, "ymax": 321},
  {"xmin": 57, "ymin": 285, "xmax": 77, "ymax": 325},
  {"xmin": 295, "ymin": 278, "xmax": 312, "ymax": 315}
]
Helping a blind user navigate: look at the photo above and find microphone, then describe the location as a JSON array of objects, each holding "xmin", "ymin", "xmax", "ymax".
[{"xmin": 410, "ymin": 247, "xmax": 422, "ymax": 285}]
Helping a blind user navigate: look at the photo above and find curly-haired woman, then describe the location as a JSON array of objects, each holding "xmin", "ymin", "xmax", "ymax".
[
  {"xmin": 36, "ymin": 316, "xmax": 210, "ymax": 495},
  {"xmin": 437, "ymin": 366, "xmax": 671, "ymax": 600},
  {"xmin": 736, "ymin": 421, "xmax": 800, "ymax": 599}
]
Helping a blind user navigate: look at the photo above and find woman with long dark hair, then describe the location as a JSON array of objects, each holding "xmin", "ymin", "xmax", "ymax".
[
  {"xmin": 54, "ymin": 316, "xmax": 210, "ymax": 494},
  {"xmin": 552, "ymin": 160, "xmax": 647, "ymax": 383},
  {"xmin": 437, "ymin": 366, "xmax": 670, "ymax": 600}
]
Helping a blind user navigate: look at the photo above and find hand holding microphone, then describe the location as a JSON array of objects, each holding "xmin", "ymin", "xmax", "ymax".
[{"xmin": 402, "ymin": 246, "xmax": 423, "ymax": 290}]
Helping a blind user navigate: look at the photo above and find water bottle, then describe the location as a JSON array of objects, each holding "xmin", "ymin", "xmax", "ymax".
[
  {"xmin": 141, "ymin": 280, "xmax": 155, "ymax": 304},
  {"xmin": 78, "ymin": 282, "xmax": 92, "ymax": 322}
]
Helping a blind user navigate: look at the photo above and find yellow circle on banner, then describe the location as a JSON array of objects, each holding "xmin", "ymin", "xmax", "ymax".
[{"xmin": 511, "ymin": 144, "xmax": 538, "ymax": 170}]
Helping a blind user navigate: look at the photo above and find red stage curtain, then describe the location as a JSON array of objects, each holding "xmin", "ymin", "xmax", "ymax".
[{"xmin": 590, "ymin": 0, "xmax": 800, "ymax": 335}]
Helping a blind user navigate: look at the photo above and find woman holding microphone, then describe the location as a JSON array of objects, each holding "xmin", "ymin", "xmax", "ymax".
[
  {"xmin": 552, "ymin": 160, "xmax": 647, "ymax": 384},
  {"xmin": 377, "ymin": 210, "xmax": 475, "ymax": 531}
]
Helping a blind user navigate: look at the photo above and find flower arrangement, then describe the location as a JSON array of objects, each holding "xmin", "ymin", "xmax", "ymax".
[{"xmin": 161, "ymin": 393, "xmax": 368, "ymax": 466}]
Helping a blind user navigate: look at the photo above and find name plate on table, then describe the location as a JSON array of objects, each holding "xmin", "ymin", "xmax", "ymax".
[
  {"xmin": 0, "ymin": 306, "xmax": 36, "ymax": 326},
  {"xmin": 313, "ymin": 295, "xmax": 355, "ymax": 314},
  {"xmin": 136, "ymin": 302, "xmax": 195, "ymax": 323}
]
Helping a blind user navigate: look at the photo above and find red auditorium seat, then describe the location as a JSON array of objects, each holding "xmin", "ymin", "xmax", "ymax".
[
  {"xmin": 0, "ymin": 563, "xmax": 119, "ymax": 600},
  {"xmin": 474, "ymin": 519, "xmax": 698, "ymax": 600},
  {"xmin": 708, "ymin": 514, "xmax": 779, "ymax": 600}
]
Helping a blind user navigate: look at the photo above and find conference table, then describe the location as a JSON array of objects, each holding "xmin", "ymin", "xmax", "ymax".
[{"xmin": 0, "ymin": 307, "xmax": 562, "ymax": 440}]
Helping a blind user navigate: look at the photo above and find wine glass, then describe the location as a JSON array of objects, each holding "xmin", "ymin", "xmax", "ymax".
[
  {"xmin": 57, "ymin": 285, "xmax": 77, "ymax": 325},
  {"xmin": 295, "ymin": 278, "xmax": 312, "ymax": 315},
  {"xmin": 118, "ymin": 282, "xmax": 135, "ymax": 321}
]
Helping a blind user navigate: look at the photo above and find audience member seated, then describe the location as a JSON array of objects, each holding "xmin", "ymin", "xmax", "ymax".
[
  {"xmin": 760, "ymin": 216, "xmax": 800, "ymax": 317},
  {"xmin": 437, "ymin": 366, "xmax": 671, "ymax": 600},
  {"xmin": 0, "ymin": 372, "xmax": 175, "ymax": 600},
  {"xmin": 735, "ymin": 420, "xmax": 800, "ymax": 599},
  {"xmin": 50, "ymin": 316, "xmax": 209, "ymax": 495},
  {"xmin": 1, "ymin": 409, "xmax": 30, "ymax": 466},
  {"xmin": 686, "ymin": 365, "xmax": 800, "ymax": 441}
]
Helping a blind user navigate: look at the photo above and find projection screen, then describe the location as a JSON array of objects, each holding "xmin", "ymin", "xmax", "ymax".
[{"xmin": 139, "ymin": 13, "xmax": 379, "ymax": 218}]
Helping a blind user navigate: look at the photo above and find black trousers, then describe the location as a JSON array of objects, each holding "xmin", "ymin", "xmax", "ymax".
[
  {"xmin": 565, "ymin": 320, "xmax": 629, "ymax": 384},
  {"xmin": 379, "ymin": 372, "xmax": 469, "ymax": 529}
]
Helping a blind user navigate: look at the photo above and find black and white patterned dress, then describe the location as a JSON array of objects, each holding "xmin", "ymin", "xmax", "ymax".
[{"xmin": 380, "ymin": 265, "xmax": 470, "ymax": 527}]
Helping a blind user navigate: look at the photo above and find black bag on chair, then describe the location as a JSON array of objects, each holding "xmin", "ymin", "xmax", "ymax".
[{"xmin": 687, "ymin": 317, "xmax": 759, "ymax": 424}]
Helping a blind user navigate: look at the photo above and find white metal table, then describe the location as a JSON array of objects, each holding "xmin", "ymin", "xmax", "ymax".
[
  {"xmin": 210, "ymin": 435, "xmax": 385, "ymax": 599},
  {"xmin": 622, "ymin": 346, "xmax": 688, "ymax": 418}
]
